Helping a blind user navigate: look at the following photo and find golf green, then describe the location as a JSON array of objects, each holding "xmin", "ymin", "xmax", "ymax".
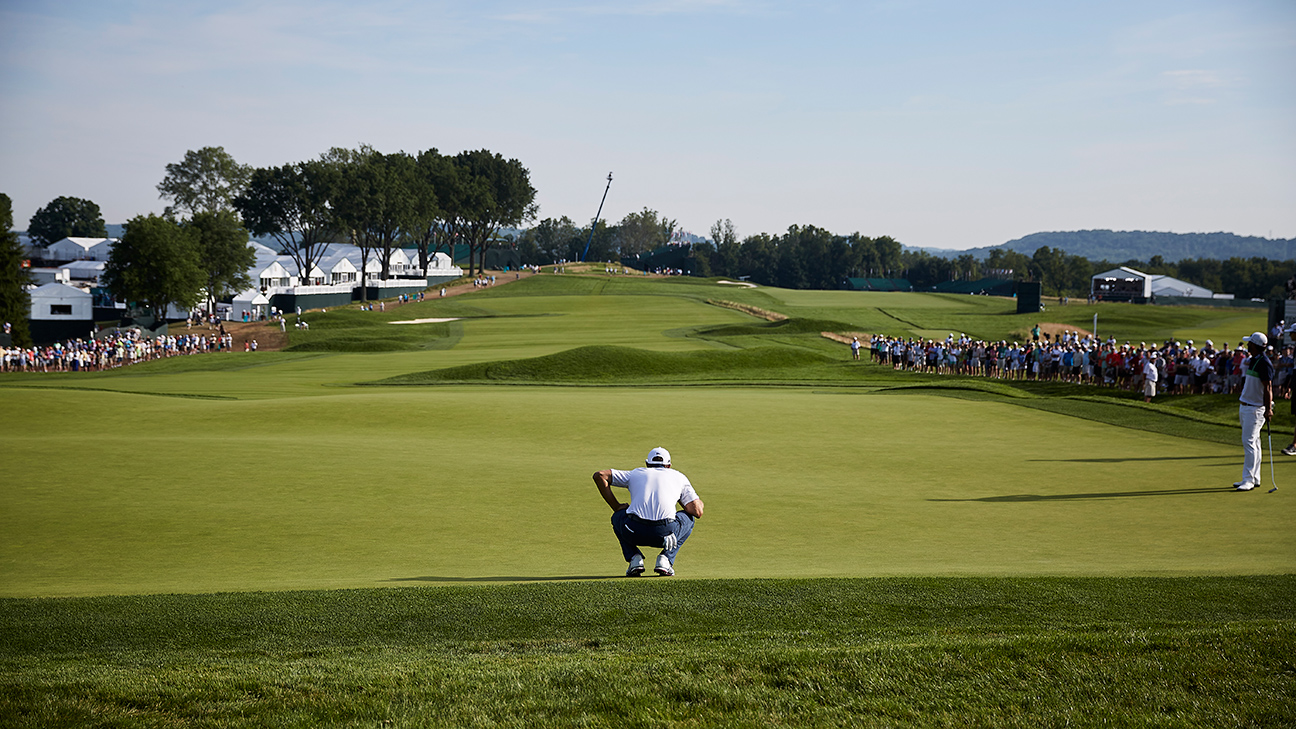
[{"xmin": 2, "ymin": 383, "xmax": 1290, "ymax": 597}]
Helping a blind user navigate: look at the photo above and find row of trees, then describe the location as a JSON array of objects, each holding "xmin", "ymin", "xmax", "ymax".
[
  {"xmin": 98, "ymin": 144, "xmax": 538, "ymax": 320},
  {"xmin": 228, "ymin": 145, "xmax": 536, "ymax": 291},
  {"xmin": 512, "ymin": 208, "xmax": 677, "ymax": 266},
  {"xmin": 900, "ymin": 246, "xmax": 1296, "ymax": 300},
  {"xmin": 686, "ymin": 222, "xmax": 905, "ymax": 290}
]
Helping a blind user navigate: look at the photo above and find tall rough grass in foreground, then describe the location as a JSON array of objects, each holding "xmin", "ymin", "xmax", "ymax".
[{"xmin": 1, "ymin": 577, "xmax": 1292, "ymax": 727}]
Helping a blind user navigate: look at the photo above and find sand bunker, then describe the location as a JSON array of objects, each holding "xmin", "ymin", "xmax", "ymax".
[
  {"xmin": 718, "ymin": 280, "xmax": 757, "ymax": 288},
  {"xmin": 389, "ymin": 317, "xmax": 461, "ymax": 325}
]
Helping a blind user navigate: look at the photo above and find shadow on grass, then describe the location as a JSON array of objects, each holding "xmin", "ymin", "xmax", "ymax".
[
  {"xmin": 931, "ymin": 487, "xmax": 1231, "ymax": 502},
  {"xmin": 1028, "ymin": 455, "xmax": 1235, "ymax": 463},
  {"xmin": 387, "ymin": 575, "xmax": 625, "ymax": 583}
]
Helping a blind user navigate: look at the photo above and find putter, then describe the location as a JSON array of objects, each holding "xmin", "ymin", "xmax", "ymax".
[{"xmin": 1268, "ymin": 420, "xmax": 1278, "ymax": 493}]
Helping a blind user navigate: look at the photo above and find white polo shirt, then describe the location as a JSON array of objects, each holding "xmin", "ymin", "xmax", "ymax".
[{"xmin": 609, "ymin": 466, "xmax": 700, "ymax": 521}]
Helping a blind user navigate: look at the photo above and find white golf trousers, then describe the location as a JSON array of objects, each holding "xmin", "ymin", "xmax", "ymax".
[{"xmin": 1240, "ymin": 403, "xmax": 1266, "ymax": 486}]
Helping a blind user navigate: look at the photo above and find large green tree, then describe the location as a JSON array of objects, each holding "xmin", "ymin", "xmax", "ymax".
[
  {"xmin": 520, "ymin": 216, "xmax": 581, "ymax": 265},
  {"xmin": 710, "ymin": 219, "xmax": 739, "ymax": 276},
  {"xmin": 453, "ymin": 150, "xmax": 537, "ymax": 276},
  {"xmin": 410, "ymin": 149, "xmax": 457, "ymax": 273},
  {"xmin": 27, "ymin": 196, "xmax": 108, "ymax": 246},
  {"xmin": 0, "ymin": 193, "xmax": 34, "ymax": 347},
  {"xmin": 330, "ymin": 148, "xmax": 424, "ymax": 293},
  {"xmin": 157, "ymin": 146, "xmax": 253, "ymax": 218},
  {"xmin": 233, "ymin": 161, "xmax": 338, "ymax": 286},
  {"xmin": 185, "ymin": 211, "xmax": 254, "ymax": 314},
  {"xmin": 616, "ymin": 208, "xmax": 676, "ymax": 258},
  {"xmin": 103, "ymin": 215, "xmax": 204, "ymax": 321}
]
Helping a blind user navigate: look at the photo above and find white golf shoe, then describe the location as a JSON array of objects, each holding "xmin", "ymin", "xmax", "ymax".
[
  {"xmin": 654, "ymin": 553, "xmax": 674, "ymax": 577},
  {"xmin": 1234, "ymin": 482, "xmax": 1257, "ymax": 491},
  {"xmin": 626, "ymin": 554, "xmax": 645, "ymax": 577}
]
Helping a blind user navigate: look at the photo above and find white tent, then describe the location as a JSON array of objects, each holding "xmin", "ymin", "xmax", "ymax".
[
  {"xmin": 29, "ymin": 282, "xmax": 92, "ymax": 320},
  {"xmin": 46, "ymin": 237, "xmax": 114, "ymax": 262},
  {"xmin": 386, "ymin": 248, "xmax": 412, "ymax": 275},
  {"xmin": 59, "ymin": 260, "xmax": 106, "ymax": 282},
  {"xmin": 1091, "ymin": 266, "xmax": 1151, "ymax": 300},
  {"xmin": 1149, "ymin": 275, "xmax": 1213, "ymax": 298},
  {"xmin": 231, "ymin": 289, "xmax": 270, "ymax": 321},
  {"xmin": 426, "ymin": 251, "xmax": 456, "ymax": 272},
  {"xmin": 29, "ymin": 268, "xmax": 71, "ymax": 285},
  {"xmin": 328, "ymin": 256, "xmax": 358, "ymax": 285},
  {"xmin": 256, "ymin": 261, "xmax": 293, "ymax": 290},
  {"xmin": 302, "ymin": 264, "xmax": 328, "ymax": 286}
]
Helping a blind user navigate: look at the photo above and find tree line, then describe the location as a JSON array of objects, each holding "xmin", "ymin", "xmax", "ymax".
[
  {"xmin": 511, "ymin": 208, "xmax": 678, "ymax": 266},
  {"xmin": 622, "ymin": 222, "xmax": 1293, "ymax": 301},
  {"xmin": 900, "ymin": 246, "xmax": 1296, "ymax": 300},
  {"xmin": 12, "ymin": 145, "xmax": 538, "ymax": 323}
]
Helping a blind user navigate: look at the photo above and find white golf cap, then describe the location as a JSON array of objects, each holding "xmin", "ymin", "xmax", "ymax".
[
  {"xmin": 645, "ymin": 447, "xmax": 671, "ymax": 466},
  {"xmin": 1248, "ymin": 331, "xmax": 1268, "ymax": 347}
]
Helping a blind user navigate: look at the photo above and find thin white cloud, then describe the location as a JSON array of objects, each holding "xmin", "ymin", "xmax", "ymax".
[
  {"xmin": 1163, "ymin": 69, "xmax": 1225, "ymax": 89},
  {"xmin": 494, "ymin": 0, "xmax": 761, "ymax": 23}
]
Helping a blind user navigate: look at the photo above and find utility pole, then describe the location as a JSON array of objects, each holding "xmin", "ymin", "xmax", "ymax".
[{"xmin": 581, "ymin": 172, "xmax": 613, "ymax": 262}]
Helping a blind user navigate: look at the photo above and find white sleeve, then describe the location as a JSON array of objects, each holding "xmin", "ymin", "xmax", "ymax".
[
  {"xmin": 678, "ymin": 476, "xmax": 700, "ymax": 506},
  {"xmin": 608, "ymin": 468, "xmax": 632, "ymax": 489}
]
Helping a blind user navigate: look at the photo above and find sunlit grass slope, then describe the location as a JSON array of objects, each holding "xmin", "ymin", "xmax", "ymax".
[{"xmin": 2, "ymin": 384, "xmax": 1292, "ymax": 598}]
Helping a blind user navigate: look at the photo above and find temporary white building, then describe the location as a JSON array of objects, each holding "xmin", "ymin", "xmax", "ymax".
[
  {"xmin": 385, "ymin": 248, "xmax": 412, "ymax": 276},
  {"xmin": 327, "ymin": 256, "xmax": 358, "ymax": 285},
  {"xmin": 46, "ymin": 237, "xmax": 115, "ymax": 262},
  {"xmin": 426, "ymin": 251, "xmax": 457, "ymax": 274},
  {"xmin": 256, "ymin": 261, "xmax": 293, "ymax": 290},
  {"xmin": 59, "ymin": 260, "xmax": 106, "ymax": 282},
  {"xmin": 1148, "ymin": 275, "xmax": 1213, "ymax": 299},
  {"xmin": 231, "ymin": 289, "xmax": 270, "ymax": 321},
  {"xmin": 301, "ymin": 264, "xmax": 328, "ymax": 287},
  {"xmin": 1091, "ymin": 267, "xmax": 1151, "ymax": 301},
  {"xmin": 29, "ymin": 268, "xmax": 71, "ymax": 285},
  {"xmin": 29, "ymin": 282, "xmax": 92, "ymax": 320}
]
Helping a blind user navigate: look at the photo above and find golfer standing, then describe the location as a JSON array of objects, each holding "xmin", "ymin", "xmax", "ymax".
[
  {"xmin": 1236, "ymin": 332, "xmax": 1274, "ymax": 491},
  {"xmin": 593, "ymin": 447, "xmax": 704, "ymax": 577}
]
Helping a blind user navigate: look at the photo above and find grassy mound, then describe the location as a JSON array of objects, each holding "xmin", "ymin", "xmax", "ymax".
[
  {"xmin": 286, "ymin": 319, "xmax": 462, "ymax": 352},
  {"xmin": 378, "ymin": 344, "xmax": 835, "ymax": 384}
]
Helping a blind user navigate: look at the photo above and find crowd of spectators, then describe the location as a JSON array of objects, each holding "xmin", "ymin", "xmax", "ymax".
[
  {"xmin": 869, "ymin": 327, "xmax": 1295, "ymax": 400},
  {"xmin": 2, "ymin": 326, "xmax": 239, "ymax": 373}
]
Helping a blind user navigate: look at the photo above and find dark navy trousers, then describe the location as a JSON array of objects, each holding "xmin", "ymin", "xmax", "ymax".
[{"xmin": 611, "ymin": 510, "xmax": 695, "ymax": 563}]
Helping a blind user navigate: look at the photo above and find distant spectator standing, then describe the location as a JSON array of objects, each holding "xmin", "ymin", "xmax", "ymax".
[
  {"xmin": 1143, "ymin": 352, "xmax": 1159, "ymax": 403},
  {"xmin": 851, "ymin": 337, "xmax": 861, "ymax": 361}
]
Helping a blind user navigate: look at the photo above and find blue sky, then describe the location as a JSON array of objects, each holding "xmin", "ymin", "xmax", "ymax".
[{"xmin": 1, "ymin": 0, "xmax": 1292, "ymax": 249}]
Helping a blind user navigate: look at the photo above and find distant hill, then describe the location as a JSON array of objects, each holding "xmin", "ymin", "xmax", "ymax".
[{"xmin": 911, "ymin": 230, "xmax": 1296, "ymax": 262}]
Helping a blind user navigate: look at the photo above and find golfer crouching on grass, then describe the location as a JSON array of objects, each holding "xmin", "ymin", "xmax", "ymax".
[{"xmin": 593, "ymin": 447, "xmax": 704, "ymax": 577}]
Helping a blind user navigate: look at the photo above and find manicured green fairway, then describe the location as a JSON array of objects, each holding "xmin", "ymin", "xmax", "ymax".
[
  {"xmin": 1, "ymin": 377, "xmax": 1291, "ymax": 597},
  {"xmin": 0, "ymin": 275, "xmax": 1290, "ymax": 726}
]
